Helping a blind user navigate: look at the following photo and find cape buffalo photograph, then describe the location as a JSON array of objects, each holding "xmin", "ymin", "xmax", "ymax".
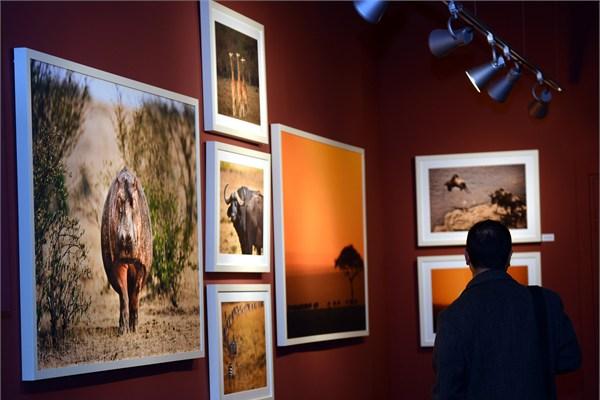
[
  {"xmin": 25, "ymin": 55, "xmax": 202, "ymax": 376},
  {"xmin": 219, "ymin": 161, "xmax": 264, "ymax": 256}
]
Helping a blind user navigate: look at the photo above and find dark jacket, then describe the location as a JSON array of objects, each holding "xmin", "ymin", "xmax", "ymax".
[{"xmin": 433, "ymin": 269, "xmax": 581, "ymax": 400}]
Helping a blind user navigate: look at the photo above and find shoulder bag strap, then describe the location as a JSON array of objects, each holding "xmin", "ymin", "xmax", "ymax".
[{"xmin": 528, "ymin": 285, "xmax": 553, "ymax": 399}]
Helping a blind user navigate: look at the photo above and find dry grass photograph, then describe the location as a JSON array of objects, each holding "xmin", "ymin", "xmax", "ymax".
[
  {"xmin": 28, "ymin": 58, "xmax": 202, "ymax": 373},
  {"xmin": 219, "ymin": 161, "xmax": 264, "ymax": 255},
  {"xmin": 221, "ymin": 301, "xmax": 267, "ymax": 394}
]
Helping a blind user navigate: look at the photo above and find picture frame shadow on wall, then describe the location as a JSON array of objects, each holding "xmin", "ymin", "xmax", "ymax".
[
  {"xmin": 14, "ymin": 48, "xmax": 204, "ymax": 380},
  {"xmin": 207, "ymin": 284, "xmax": 274, "ymax": 400},
  {"xmin": 205, "ymin": 141, "xmax": 271, "ymax": 272},
  {"xmin": 200, "ymin": 0, "xmax": 269, "ymax": 144},
  {"xmin": 417, "ymin": 252, "xmax": 542, "ymax": 347},
  {"xmin": 415, "ymin": 149, "xmax": 541, "ymax": 247},
  {"xmin": 271, "ymin": 123, "xmax": 369, "ymax": 346}
]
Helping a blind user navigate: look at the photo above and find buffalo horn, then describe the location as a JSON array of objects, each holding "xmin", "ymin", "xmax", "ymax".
[{"xmin": 224, "ymin": 184, "xmax": 232, "ymax": 205}]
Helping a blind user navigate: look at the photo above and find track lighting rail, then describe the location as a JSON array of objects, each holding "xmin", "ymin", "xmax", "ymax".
[{"xmin": 442, "ymin": 1, "xmax": 563, "ymax": 92}]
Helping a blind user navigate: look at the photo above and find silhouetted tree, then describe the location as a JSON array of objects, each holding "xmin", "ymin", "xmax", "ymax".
[{"xmin": 334, "ymin": 245, "xmax": 364, "ymax": 304}]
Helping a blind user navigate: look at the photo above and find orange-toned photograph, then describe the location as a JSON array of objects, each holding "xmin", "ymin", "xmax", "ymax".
[
  {"xmin": 431, "ymin": 265, "xmax": 529, "ymax": 332},
  {"xmin": 417, "ymin": 253, "xmax": 541, "ymax": 347},
  {"xmin": 221, "ymin": 301, "xmax": 266, "ymax": 395},
  {"xmin": 274, "ymin": 126, "xmax": 368, "ymax": 342}
]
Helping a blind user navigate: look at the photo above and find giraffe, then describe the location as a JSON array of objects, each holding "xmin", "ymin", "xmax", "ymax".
[
  {"xmin": 228, "ymin": 52, "xmax": 238, "ymax": 117},
  {"xmin": 239, "ymin": 57, "xmax": 249, "ymax": 118},
  {"xmin": 235, "ymin": 53, "xmax": 242, "ymax": 119}
]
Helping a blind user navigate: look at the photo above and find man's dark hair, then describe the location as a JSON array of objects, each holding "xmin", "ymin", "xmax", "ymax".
[{"xmin": 466, "ymin": 220, "xmax": 512, "ymax": 270}]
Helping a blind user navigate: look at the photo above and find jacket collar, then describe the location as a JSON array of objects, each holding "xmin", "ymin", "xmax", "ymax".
[{"xmin": 466, "ymin": 269, "xmax": 513, "ymax": 290}]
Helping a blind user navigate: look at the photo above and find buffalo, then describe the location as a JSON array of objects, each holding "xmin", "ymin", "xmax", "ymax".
[
  {"xmin": 223, "ymin": 184, "xmax": 263, "ymax": 255},
  {"xmin": 101, "ymin": 168, "xmax": 153, "ymax": 334}
]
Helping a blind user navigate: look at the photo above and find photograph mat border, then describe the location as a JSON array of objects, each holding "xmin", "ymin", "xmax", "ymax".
[
  {"xmin": 207, "ymin": 284, "xmax": 274, "ymax": 400},
  {"xmin": 270, "ymin": 123, "xmax": 369, "ymax": 346},
  {"xmin": 14, "ymin": 47, "xmax": 204, "ymax": 381},
  {"xmin": 415, "ymin": 149, "xmax": 540, "ymax": 247},
  {"xmin": 417, "ymin": 252, "xmax": 542, "ymax": 347},
  {"xmin": 205, "ymin": 141, "xmax": 271, "ymax": 272},
  {"xmin": 200, "ymin": 0, "xmax": 268, "ymax": 144}
]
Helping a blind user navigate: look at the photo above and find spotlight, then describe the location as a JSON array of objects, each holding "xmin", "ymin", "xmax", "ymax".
[
  {"xmin": 487, "ymin": 46, "xmax": 521, "ymax": 102},
  {"xmin": 529, "ymin": 72, "xmax": 552, "ymax": 118},
  {"xmin": 466, "ymin": 33, "xmax": 505, "ymax": 92},
  {"xmin": 353, "ymin": 0, "xmax": 388, "ymax": 24},
  {"xmin": 429, "ymin": 1, "xmax": 473, "ymax": 58}
]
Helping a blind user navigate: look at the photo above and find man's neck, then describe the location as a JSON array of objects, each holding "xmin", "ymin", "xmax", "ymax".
[{"xmin": 472, "ymin": 267, "xmax": 491, "ymax": 277}]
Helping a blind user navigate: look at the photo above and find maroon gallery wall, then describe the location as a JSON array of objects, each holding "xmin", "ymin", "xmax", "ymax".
[
  {"xmin": 374, "ymin": 2, "xmax": 598, "ymax": 399},
  {"xmin": 1, "ymin": 2, "xmax": 387, "ymax": 399},
  {"xmin": 1, "ymin": 2, "xmax": 597, "ymax": 400}
]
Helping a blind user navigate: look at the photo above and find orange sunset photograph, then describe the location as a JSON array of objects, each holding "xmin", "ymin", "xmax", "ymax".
[
  {"xmin": 280, "ymin": 129, "xmax": 367, "ymax": 339},
  {"xmin": 431, "ymin": 266, "xmax": 529, "ymax": 332}
]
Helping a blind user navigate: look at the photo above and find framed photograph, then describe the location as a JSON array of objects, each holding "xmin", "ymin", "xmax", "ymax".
[
  {"xmin": 271, "ymin": 124, "xmax": 369, "ymax": 346},
  {"xmin": 206, "ymin": 141, "xmax": 271, "ymax": 272},
  {"xmin": 14, "ymin": 48, "xmax": 204, "ymax": 380},
  {"xmin": 207, "ymin": 284, "xmax": 274, "ymax": 400},
  {"xmin": 200, "ymin": 0, "xmax": 268, "ymax": 144},
  {"xmin": 415, "ymin": 150, "xmax": 541, "ymax": 246},
  {"xmin": 417, "ymin": 252, "xmax": 542, "ymax": 347}
]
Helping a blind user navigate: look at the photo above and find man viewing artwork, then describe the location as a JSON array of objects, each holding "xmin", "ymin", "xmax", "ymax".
[{"xmin": 433, "ymin": 220, "xmax": 581, "ymax": 399}]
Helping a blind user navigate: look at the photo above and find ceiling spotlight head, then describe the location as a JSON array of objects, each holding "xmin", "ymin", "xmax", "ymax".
[
  {"xmin": 487, "ymin": 63, "xmax": 521, "ymax": 102},
  {"xmin": 466, "ymin": 56, "xmax": 505, "ymax": 92},
  {"xmin": 528, "ymin": 83, "xmax": 552, "ymax": 119},
  {"xmin": 354, "ymin": 0, "xmax": 388, "ymax": 24},
  {"xmin": 429, "ymin": 22, "xmax": 474, "ymax": 58},
  {"xmin": 465, "ymin": 33, "xmax": 505, "ymax": 92}
]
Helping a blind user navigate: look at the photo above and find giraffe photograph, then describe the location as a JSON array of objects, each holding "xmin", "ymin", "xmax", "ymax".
[
  {"xmin": 200, "ymin": 0, "xmax": 268, "ymax": 144},
  {"xmin": 215, "ymin": 21, "xmax": 260, "ymax": 125}
]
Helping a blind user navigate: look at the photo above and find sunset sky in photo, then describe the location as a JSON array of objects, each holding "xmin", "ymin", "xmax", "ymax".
[{"xmin": 281, "ymin": 130, "xmax": 365, "ymax": 276}]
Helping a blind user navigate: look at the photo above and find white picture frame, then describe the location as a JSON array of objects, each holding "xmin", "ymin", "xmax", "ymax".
[
  {"xmin": 200, "ymin": 0, "xmax": 269, "ymax": 144},
  {"xmin": 271, "ymin": 123, "xmax": 369, "ymax": 346},
  {"xmin": 417, "ymin": 252, "xmax": 542, "ymax": 347},
  {"xmin": 205, "ymin": 141, "xmax": 271, "ymax": 272},
  {"xmin": 415, "ymin": 149, "xmax": 541, "ymax": 246},
  {"xmin": 207, "ymin": 284, "xmax": 274, "ymax": 400},
  {"xmin": 14, "ymin": 48, "xmax": 204, "ymax": 380}
]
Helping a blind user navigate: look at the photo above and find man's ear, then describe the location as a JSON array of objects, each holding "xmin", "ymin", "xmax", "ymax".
[{"xmin": 464, "ymin": 249, "xmax": 471, "ymax": 266}]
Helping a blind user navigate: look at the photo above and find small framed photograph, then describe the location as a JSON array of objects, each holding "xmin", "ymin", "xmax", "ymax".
[
  {"xmin": 271, "ymin": 124, "xmax": 369, "ymax": 346},
  {"xmin": 207, "ymin": 284, "xmax": 274, "ymax": 400},
  {"xmin": 200, "ymin": 0, "xmax": 268, "ymax": 144},
  {"xmin": 417, "ymin": 252, "xmax": 542, "ymax": 347},
  {"xmin": 205, "ymin": 142, "xmax": 270, "ymax": 272},
  {"xmin": 14, "ymin": 48, "xmax": 203, "ymax": 380},
  {"xmin": 415, "ymin": 149, "xmax": 541, "ymax": 246}
]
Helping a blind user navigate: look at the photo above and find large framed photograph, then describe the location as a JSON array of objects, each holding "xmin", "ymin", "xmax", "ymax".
[
  {"xmin": 207, "ymin": 284, "xmax": 274, "ymax": 400},
  {"xmin": 271, "ymin": 124, "xmax": 369, "ymax": 346},
  {"xmin": 206, "ymin": 141, "xmax": 270, "ymax": 272},
  {"xmin": 200, "ymin": 0, "xmax": 268, "ymax": 144},
  {"xmin": 415, "ymin": 150, "xmax": 541, "ymax": 246},
  {"xmin": 14, "ymin": 48, "xmax": 204, "ymax": 380},
  {"xmin": 417, "ymin": 252, "xmax": 542, "ymax": 347}
]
